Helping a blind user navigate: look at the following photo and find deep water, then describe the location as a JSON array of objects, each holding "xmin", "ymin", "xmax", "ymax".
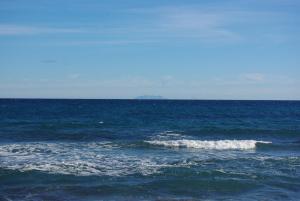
[{"xmin": 0, "ymin": 99, "xmax": 300, "ymax": 200}]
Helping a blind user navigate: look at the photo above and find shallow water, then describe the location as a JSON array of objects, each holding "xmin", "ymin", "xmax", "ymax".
[{"xmin": 0, "ymin": 99, "xmax": 300, "ymax": 200}]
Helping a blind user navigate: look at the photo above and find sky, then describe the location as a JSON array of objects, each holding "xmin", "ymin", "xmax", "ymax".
[{"xmin": 0, "ymin": 0, "xmax": 299, "ymax": 100}]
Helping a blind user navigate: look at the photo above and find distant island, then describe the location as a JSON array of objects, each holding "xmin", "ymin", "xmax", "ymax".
[{"xmin": 135, "ymin": 95, "xmax": 165, "ymax": 100}]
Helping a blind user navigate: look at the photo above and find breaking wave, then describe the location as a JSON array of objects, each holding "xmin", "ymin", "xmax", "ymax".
[{"xmin": 145, "ymin": 140, "xmax": 271, "ymax": 150}]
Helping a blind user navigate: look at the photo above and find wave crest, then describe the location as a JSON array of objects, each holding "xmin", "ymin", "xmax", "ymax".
[{"xmin": 145, "ymin": 140, "xmax": 271, "ymax": 150}]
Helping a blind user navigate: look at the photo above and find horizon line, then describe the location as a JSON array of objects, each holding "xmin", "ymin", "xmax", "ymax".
[{"xmin": 0, "ymin": 97, "xmax": 299, "ymax": 101}]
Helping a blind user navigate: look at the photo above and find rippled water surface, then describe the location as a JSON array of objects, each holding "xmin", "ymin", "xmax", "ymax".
[{"xmin": 0, "ymin": 99, "xmax": 300, "ymax": 200}]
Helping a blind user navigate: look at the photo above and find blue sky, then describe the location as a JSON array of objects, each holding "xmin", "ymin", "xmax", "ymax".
[{"xmin": 0, "ymin": 0, "xmax": 299, "ymax": 99}]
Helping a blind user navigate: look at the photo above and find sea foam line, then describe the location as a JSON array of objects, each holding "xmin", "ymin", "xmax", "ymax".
[
  {"xmin": 0, "ymin": 142, "xmax": 167, "ymax": 176},
  {"xmin": 145, "ymin": 140, "xmax": 271, "ymax": 150}
]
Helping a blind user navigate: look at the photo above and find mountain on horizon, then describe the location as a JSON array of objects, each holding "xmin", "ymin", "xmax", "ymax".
[{"xmin": 135, "ymin": 95, "xmax": 165, "ymax": 100}]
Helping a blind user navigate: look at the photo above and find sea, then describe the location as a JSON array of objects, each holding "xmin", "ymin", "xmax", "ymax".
[{"xmin": 0, "ymin": 99, "xmax": 299, "ymax": 201}]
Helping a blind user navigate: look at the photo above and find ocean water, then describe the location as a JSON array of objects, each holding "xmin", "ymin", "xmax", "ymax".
[{"xmin": 0, "ymin": 99, "xmax": 300, "ymax": 201}]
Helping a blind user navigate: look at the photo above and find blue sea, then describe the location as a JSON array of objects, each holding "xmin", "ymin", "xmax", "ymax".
[{"xmin": 0, "ymin": 99, "xmax": 300, "ymax": 200}]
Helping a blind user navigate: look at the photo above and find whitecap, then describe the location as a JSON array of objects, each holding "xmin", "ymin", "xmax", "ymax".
[{"xmin": 145, "ymin": 140, "xmax": 271, "ymax": 150}]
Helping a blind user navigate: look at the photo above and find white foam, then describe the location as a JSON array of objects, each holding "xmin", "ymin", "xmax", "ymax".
[
  {"xmin": 145, "ymin": 140, "xmax": 271, "ymax": 150},
  {"xmin": 0, "ymin": 140, "xmax": 273, "ymax": 177},
  {"xmin": 0, "ymin": 142, "xmax": 169, "ymax": 176}
]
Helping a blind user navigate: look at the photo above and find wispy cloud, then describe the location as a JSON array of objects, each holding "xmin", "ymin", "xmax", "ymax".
[
  {"xmin": 53, "ymin": 39, "xmax": 157, "ymax": 46},
  {"xmin": 123, "ymin": 6, "xmax": 242, "ymax": 42},
  {"xmin": 0, "ymin": 2, "xmax": 296, "ymax": 44},
  {"xmin": 155, "ymin": 7, "xmax": 240, "ymax": 41},
  {"xmin": 126, "ymin": 4, "xmax": 295, "ymax": 42},
  {"xmin": 0, "ymin": 24, "xmax": 84, "ymax": 35},
  {"xmin": 240, "ymin": 73, "xmax": 265, "ymax": 82},
  {"xmin": 212, "ymin": 73, "xmax": 297, "ymax": 86}
]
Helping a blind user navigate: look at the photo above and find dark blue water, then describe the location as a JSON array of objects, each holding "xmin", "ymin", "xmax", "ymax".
[{"xmin": 0, "ymin": 99, "xmax": 300, "ymax": 200}]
